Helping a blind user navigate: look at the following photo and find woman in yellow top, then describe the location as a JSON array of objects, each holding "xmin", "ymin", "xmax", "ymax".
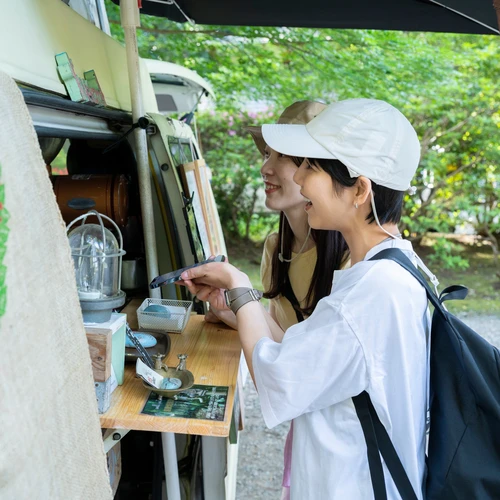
[
  {"xmin": 207, "ymin": 101, "xmax": 348, "ymax": 330},
  {"xmin": 249, "ymin": 101, "xmax": 349, "ymax": 331}
]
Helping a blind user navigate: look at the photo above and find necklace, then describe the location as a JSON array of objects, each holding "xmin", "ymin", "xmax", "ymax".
[{"xmin": 278, "ymin": 226, "xmax": 312, "ymax": 263}]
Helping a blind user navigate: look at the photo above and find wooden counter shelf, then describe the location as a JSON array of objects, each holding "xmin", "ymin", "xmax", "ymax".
[{"xmin": 100, "ymin": 299, "xmax": 242, "ymax": 437}]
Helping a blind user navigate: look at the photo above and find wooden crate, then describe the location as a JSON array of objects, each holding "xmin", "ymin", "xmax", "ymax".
[
  {"xmin": 86, "ymin": 329, "xmax": 112, "ymax": 382},
  {"xmin": 85, "ymin": 313, "xmax": 126, "ymax": 383}
]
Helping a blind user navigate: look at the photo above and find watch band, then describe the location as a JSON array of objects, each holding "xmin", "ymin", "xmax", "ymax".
[
  {"xmin": 224, "ymin": 287, "xmax": 262, "ymax": 315},
  {"xmin": 224, "ymin": 287, "xmax": 252, "ymax": 304}
]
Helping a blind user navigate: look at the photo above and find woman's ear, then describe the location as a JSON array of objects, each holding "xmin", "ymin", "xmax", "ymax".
[{"xmin": 354, "ymin": 176, "xmax": 372, "ymax": 207}]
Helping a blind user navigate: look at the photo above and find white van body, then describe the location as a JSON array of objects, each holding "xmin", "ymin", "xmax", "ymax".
[
  {"xmin": 0, "ymin": 2, "xmax": 234, "ymax": 499},
  {"xmin": 1, "ymin": 0, "xmax": 224, "ymax": 301}
]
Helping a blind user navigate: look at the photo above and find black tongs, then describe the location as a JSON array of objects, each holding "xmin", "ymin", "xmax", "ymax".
[
  {"xmin": 125, "ymin": 324, "xmax": 155, "ymax": 369},
  {"xmin": 149, "ymin": 255, "xmax": 226, "ymax": 289}
]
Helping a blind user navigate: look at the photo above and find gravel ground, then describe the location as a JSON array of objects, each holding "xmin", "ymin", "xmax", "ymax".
[
  {"xmin": 455, "ymin": 314, "xmax": 500, "ymax": 348},
  {"xmin": 235, "ymin": 314, "xmax": 500, "ymax": 500}
]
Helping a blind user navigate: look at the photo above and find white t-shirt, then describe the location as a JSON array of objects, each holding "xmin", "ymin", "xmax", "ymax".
[{"xmin": 253, "ymin": 238, "xmax": 429, "ymax": 500}]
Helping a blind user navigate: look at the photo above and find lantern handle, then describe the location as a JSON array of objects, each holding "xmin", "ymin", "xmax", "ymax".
[
  {"xmin": 89, "ymin": 212, "xmax": 125, "ymax": 291},
  {"xmin": 66, "ymin": 211, "xmax": 124, "ymax": 252},
  {"xmin": 66, "ymin": 211, "xmax": 125, "ymax": 292}
]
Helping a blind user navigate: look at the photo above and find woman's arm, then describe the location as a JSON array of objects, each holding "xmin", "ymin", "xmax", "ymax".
[
  {"xmin": 264, "ymin": 301, "xmax": 285, "ymax": 343},
  {"xmin": 183, "ymin": 268, "xmax": 285, "ymax": 342},
  {"xmin": 235, "ymin": 301, "xmax": 273, "ymax": 383},
  {"xmin": 207, "ymin": 301, "xmax": 284, "ymax": 342},
  {"xmin": 180, "ymin": 262, "xmax": 275, "ymax": 383},
  {"xmin": 261, "ymin": 302, "xmax": 285, "ymax": 343},
  {"xmin": 205, "ymin": 306, "xmax": 238, "ymax": 330}
]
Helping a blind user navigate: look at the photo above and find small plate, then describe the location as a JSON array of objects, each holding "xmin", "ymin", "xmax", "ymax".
[
  {"xmin": 125, "ymin": 330, "xmax": 171, "ymax": 363},
  {"xmin": 142, "ymin": 366, "xmax": 195, "ymax": 397},
  {"xmin": 125, "ymin": 332, "xmax": 157, "ymax": 349}
]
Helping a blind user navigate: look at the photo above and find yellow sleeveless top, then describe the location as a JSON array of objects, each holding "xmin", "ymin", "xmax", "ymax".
[{"xmin": 260, "ymin": 233, "xmax": 317, "ymax": 331}]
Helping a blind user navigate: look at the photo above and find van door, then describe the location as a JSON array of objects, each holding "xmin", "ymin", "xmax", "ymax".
[{"xmin": 147, "ymin": 113, "xmax": 227, "ymax": 303}]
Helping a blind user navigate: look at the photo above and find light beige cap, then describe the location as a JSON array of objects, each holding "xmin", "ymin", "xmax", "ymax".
[{"xmin": 247, "ymin": 100, "xmax": 327, "ymax": 156}]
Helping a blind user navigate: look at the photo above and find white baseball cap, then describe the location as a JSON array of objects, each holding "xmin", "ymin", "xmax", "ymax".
[{"xmin": 261, "ymin": 98, "xmax": 420, "ymax": 191}]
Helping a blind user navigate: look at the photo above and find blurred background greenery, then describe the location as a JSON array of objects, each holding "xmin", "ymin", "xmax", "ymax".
[{"xmin": 105, "ymin": 1, "xmax": 500, "ymax": 311}]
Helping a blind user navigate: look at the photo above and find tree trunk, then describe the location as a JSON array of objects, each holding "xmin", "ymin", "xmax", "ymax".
[
  {"xmin": 484, "ymin": 227, "xmax": 499, "ymax": 268},
  {"xmin": 230, "ymin": 204, "xmax": 239, "ymax": 237}
]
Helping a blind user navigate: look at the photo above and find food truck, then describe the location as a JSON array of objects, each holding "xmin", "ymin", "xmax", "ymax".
[
  {"xmin": 1, "ymin": 1, "xmax": 498, "ymax": 499},
  {"xmin": 1, "ymin": 1, "xmax": 236, "ymax": 499}
]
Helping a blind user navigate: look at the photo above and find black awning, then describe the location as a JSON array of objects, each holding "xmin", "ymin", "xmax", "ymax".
[{"xmin": 114, "ymin": 0, "xmax": 498, "ymax": 35}]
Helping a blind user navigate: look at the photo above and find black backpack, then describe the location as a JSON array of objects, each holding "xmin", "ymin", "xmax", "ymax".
[{"xmin": 352, "ymin": 248, "xmax": 500, "ymax": 500}]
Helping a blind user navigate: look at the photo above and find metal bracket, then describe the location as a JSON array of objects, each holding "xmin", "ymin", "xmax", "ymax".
[
  {"xmin": 146, "ymin": 124, "xmax": 157, "ymax": 135},
  {"xmin": 182, "ymin": 191, "xmax": 195, "ymax": 209},
  {"xmin": 103, "ymin": 428, "xmax": 130, "ymax": 453}
]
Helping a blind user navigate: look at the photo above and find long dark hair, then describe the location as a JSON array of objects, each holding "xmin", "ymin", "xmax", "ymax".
[
  {"xmin": 263, "ymin": 214, "xmax": 348, "ymax": 316},
  {"xmin": 263, "ymin": 154, "xmax": 349, "ymax": 316}
]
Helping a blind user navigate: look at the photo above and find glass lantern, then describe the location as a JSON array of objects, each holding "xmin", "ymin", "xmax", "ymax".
[{"xmin": 67, "ymin": 210, "xmax": 126, "ymax": 323}]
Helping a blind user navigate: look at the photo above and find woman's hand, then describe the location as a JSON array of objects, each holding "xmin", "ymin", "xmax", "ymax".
[
  {"xmin": 179, "ymin": 262, "xmax": 274, "ymax": 385},
  {"xmin": 205, "ymin": 307, "xmax": 238, "ymax": 330},
  {"xmin": 184, "ymin": 281, "xmax": 228, "ymax": 311},
  {"xmin": 177, "ymin": 261, "xmax": 252, "ymax": 313},
  {"xmin": 180, "ymin": 262, "xmax": 252, "ymax": 290},
  {"xmin": 204, "ymin": 308, "xmax": 222, "ymax": 324}
]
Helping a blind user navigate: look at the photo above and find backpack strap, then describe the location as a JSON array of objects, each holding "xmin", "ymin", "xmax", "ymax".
[
  {"xmin": 281, "ymin": 277, "xmax": 305, "ymax": 323},
  {"xmin": 352, "ymin": 392, "xmax": 388, "ymax": 500},
  {"xmin": 439, "ymin": 284, "xmax": 468, "ymax": 303},
  {"xmin": 360, "ymin": 247, "xmax": 468, "ymax": 500},
  {"xmin": 352, "ymin": 247, "xmax": 435, "ymax": 499},
  {"xmin": 353, "ymin": 392, "xmax": 419, "ymax": 500}
]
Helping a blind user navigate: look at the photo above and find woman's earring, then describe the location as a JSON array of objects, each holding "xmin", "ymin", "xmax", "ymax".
[{"xmin": 354, "ymin": 202, "xmax": 358, "ymax": 209}]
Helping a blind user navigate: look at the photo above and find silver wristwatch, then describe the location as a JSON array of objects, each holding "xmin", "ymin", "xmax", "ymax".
[{"xmin": 224, "ymin": 287, "xmax": 262, "ymax": 315}]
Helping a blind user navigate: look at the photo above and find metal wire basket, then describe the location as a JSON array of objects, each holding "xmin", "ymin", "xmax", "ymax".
[{"xmin": 137, "ymin": 298, "xmax": 192, "ymax": 333}]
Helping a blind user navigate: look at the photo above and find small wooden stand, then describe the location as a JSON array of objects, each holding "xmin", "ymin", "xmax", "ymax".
[
  {"xmin": 100, "ymin": 299, "xmax": 243, "ymax": 500},
  {"xmin": 100, "ymin": 302, "xmax": 241, "ymax": 436},
  {"xmin": 86, "ymin": 313, "xmax": 126, "ymax": 413}
]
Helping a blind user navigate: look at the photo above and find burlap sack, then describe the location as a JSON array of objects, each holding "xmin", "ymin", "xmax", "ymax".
[{"xmin": 0, "ymin": 71, "xmax": 112, "ymax": 499}]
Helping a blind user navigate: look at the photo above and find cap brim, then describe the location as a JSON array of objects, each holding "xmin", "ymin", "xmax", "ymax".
[
  {"xmin": 262, "ymin": 124, "xmax": 336, "ymax": 159},
  {"xmin": 246, "ymin": 126, "xmax": 266, "ymax": 157}
]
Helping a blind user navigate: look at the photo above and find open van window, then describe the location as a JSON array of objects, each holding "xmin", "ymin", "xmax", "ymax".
[
  {"xmin": 62, "ymin": 0, "xmax": 111, "ymax": 34},
  {"xmin": 0, "ymin": 3, "xmax": 231, "ymax": 497},
  {"xmin": 168, "ymin": 137, "xmax": 197, "ymax": 165}
]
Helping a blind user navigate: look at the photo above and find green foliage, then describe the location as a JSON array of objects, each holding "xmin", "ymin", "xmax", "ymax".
[
  {"xmin": 105, "ymin": 1, "xmax": 452, "ymax": 113},
  {"xmin": 419, "ymin": 236, "xmax": 500, "ymax": 314},
  {"xmin": 427, "ymin": 237, "xmax": 470, "ymax": 270},
  {"xmin": 197, "ymin": 110, "xmax": 279, "ymax": 240},
  {"xmin": 398, "ymin": 36, "xmax": 500, "ymax": 252},
  {"xmin": 248, "ymin": 212, "xmax": 279, "ymax": 242},
  {"xmin": 104, "ymin": 0, "xmax": 500, "ymax": 275}
]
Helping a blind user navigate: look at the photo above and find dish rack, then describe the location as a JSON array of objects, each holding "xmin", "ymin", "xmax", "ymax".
[{"xmin": 137, "ymin": 298, "xmax": 192, "ymax": 333}]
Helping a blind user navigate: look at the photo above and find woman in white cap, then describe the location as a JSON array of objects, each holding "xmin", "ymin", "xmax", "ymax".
[
  {"xmin": 179, "ymin": 98, "xmax": 431, "ymax": 499},
  {"xmin": 208, "ymin": 101, "xmax": 349, "ymax": 499}
]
